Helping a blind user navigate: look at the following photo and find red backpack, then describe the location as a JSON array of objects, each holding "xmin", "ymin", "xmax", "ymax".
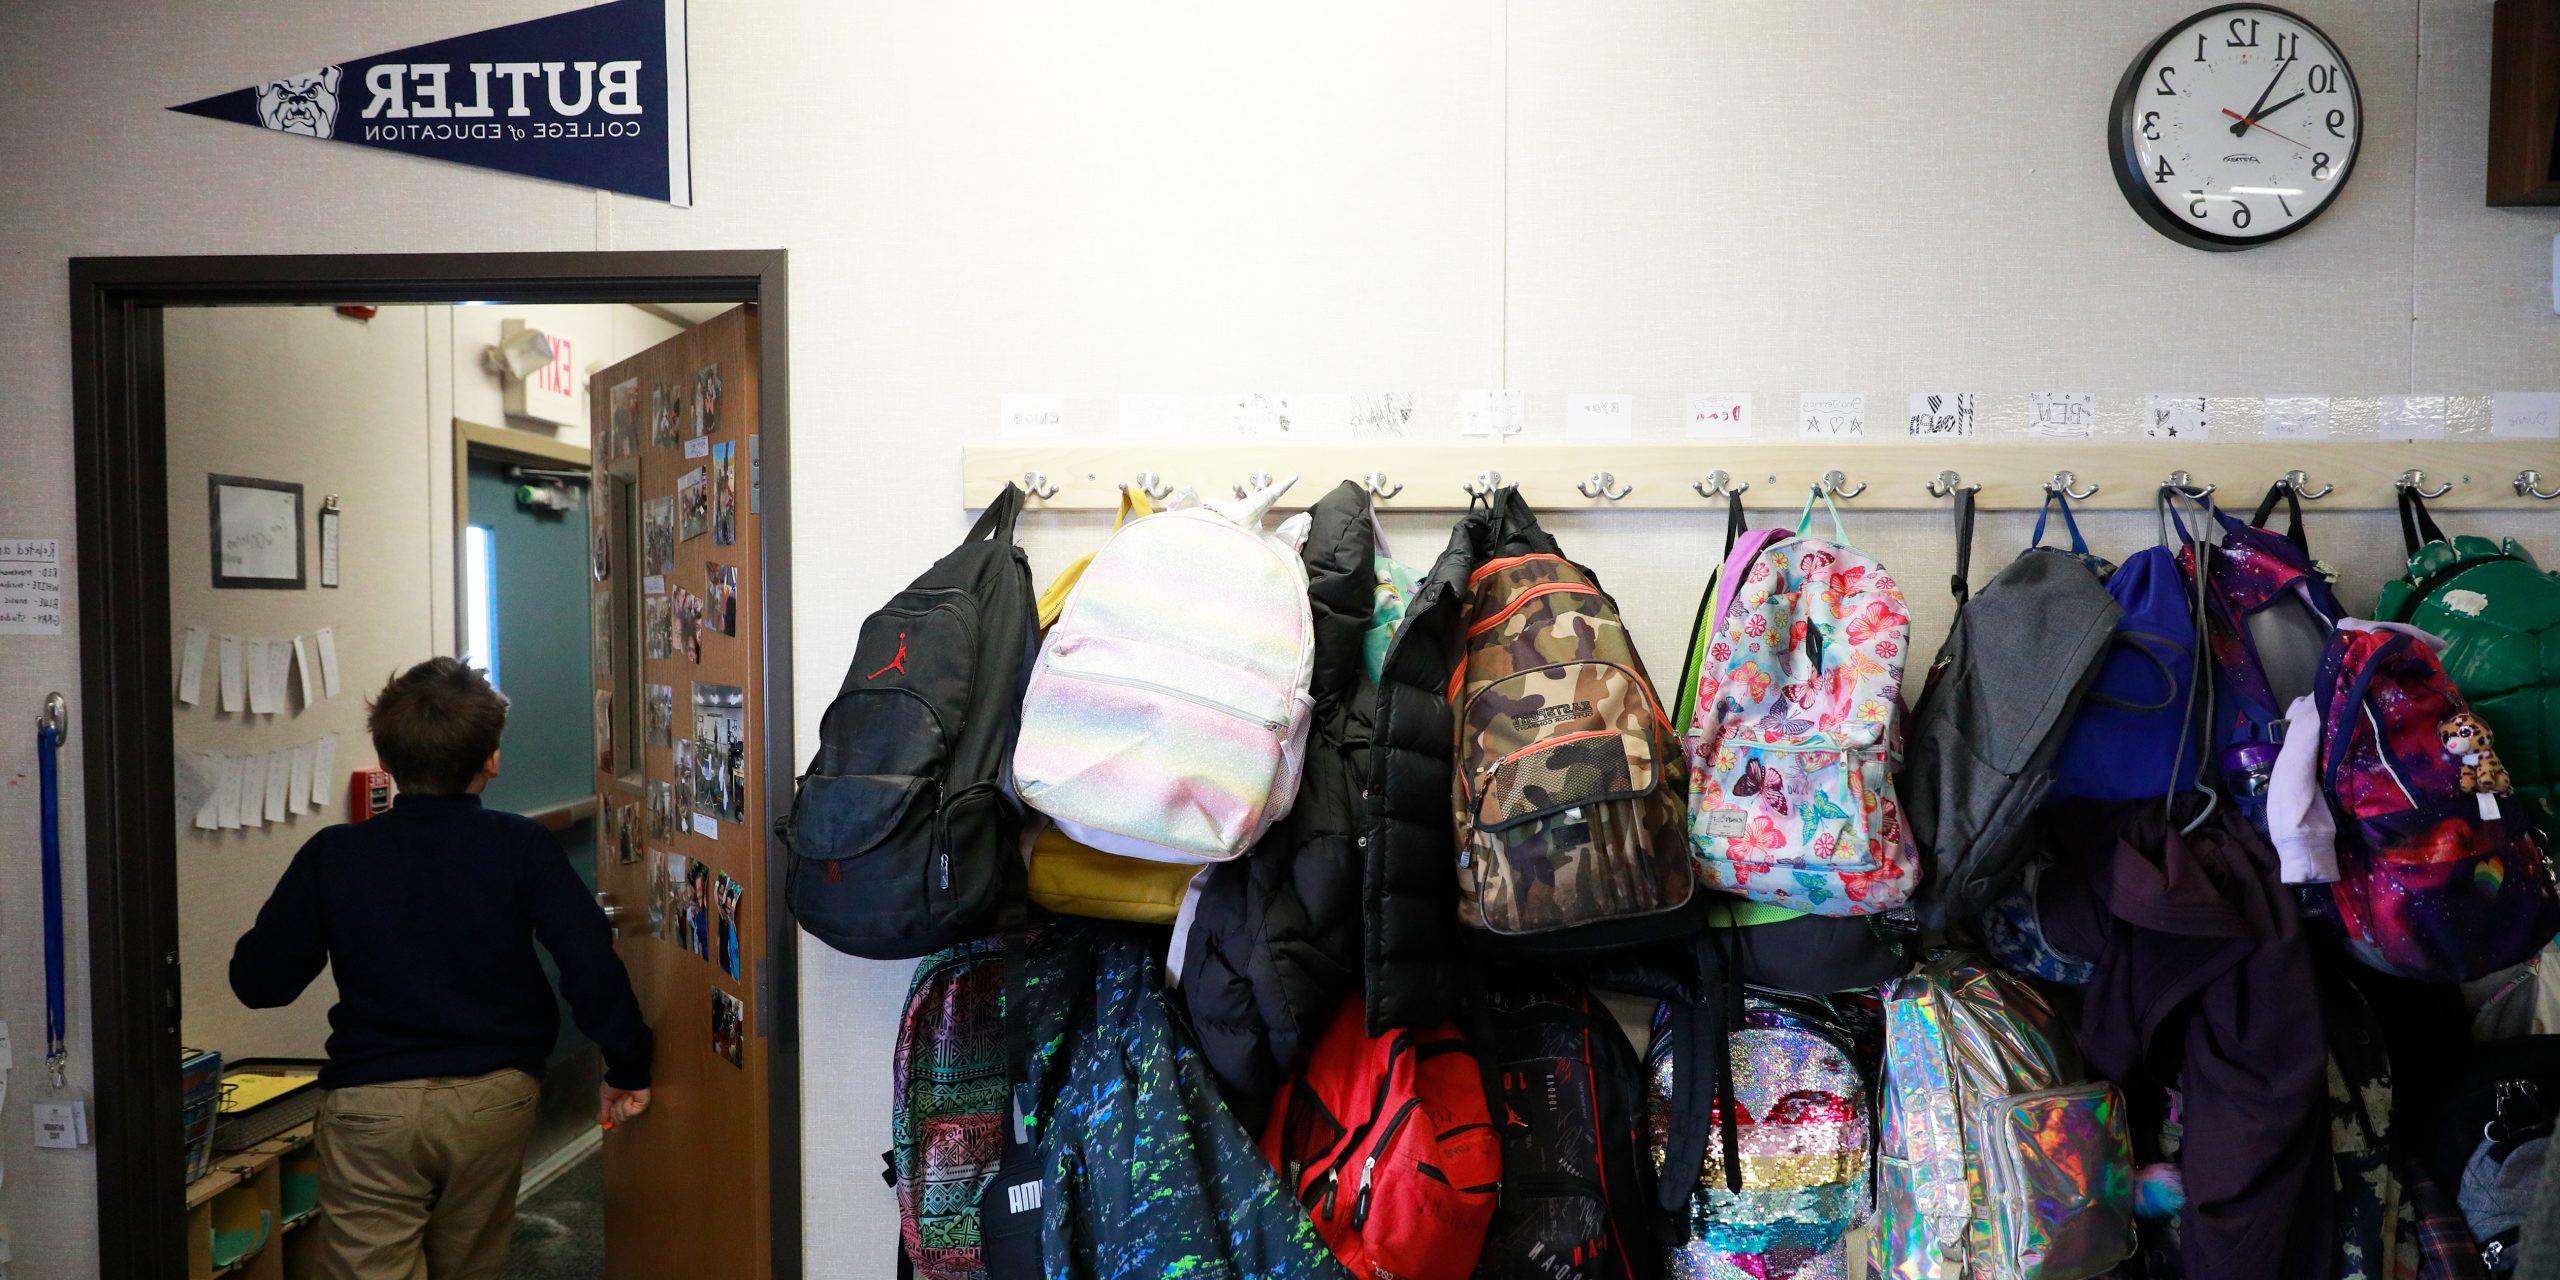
[{"xmin": 1262, "ymin": 997, "xmax": 1502, "ymax": 1280}]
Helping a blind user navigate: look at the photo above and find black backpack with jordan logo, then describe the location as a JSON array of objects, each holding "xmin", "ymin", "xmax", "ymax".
[{"xmin": 785, "ymin": 484, "xmax": 1038, "ymax": 959}]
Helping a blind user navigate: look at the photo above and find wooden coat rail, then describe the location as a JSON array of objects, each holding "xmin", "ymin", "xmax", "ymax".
[{"xmin": 964, "ymin": 442, "xmax": 2560, "ymax": 511}]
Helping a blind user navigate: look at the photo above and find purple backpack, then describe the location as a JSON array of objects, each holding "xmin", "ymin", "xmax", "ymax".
[
  {"xmin": 2311, "ymin": 621, "xmax": 2560, "ymax": 981},
  {"xmin": 2047, "ymin": 540, "xmax": 2202, "ymax": 803},
  {"xmin": 2174, "ymin": 494, "xmax": 2344, "ymax": 757}
]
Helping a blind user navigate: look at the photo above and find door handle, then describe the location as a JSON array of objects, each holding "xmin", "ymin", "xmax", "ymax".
[{"xmin": 596, "ymin": 891, "xmax": 633, "ymax": 929}]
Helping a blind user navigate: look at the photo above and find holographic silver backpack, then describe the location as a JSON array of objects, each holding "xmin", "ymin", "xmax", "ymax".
[{"xmin": 1871, "ymin": 952, "xmax": 2135, "ymax": 1280}]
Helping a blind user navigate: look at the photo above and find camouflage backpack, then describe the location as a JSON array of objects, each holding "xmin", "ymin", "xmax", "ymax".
[{"xmin": 1451, "ymin": 532, "xmax": 1696, "ymax": 951}]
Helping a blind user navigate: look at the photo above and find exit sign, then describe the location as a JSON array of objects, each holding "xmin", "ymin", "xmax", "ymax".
[{"xmin": 503, "ymin": 318, "xmax": 578, "ymax": 427}]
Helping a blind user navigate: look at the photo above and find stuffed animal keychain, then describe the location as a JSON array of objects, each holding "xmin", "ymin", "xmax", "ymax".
[{"xmin": 2441, "ymin": 713, "xmax": 2514, "ymax": 819}]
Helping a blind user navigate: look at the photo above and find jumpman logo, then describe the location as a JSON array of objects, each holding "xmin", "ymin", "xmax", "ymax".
[{"xmin": 867, "ymin": 632, "xmax": 910, "ymax": 680}]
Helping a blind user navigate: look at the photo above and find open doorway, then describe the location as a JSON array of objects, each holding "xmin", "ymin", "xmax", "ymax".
[{"xmin": 68, "ymin": 255, "xmax": 797, "ymax": 1280}]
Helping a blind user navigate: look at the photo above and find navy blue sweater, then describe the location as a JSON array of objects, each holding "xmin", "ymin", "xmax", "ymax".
[{"xmin": 231, "ymin": 793, "xmax": 654, "ymax": 1090}]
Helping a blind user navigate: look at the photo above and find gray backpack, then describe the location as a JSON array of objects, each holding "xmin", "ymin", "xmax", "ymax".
[{"xmin": 1904, "ymin": 494, "xmax": 2121, "ymax": 930}]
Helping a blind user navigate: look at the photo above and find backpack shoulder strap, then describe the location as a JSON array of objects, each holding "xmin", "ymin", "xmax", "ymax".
[
  {"xmin": 1950, "ymin": 488, "xmax": 1979, "ymax": 604},
  {"xmin": 970, "ymin": 482, "xmax": 1027, "ymax": 547},
  {"xmin": 1035, "ymin": 488, "xmax": 1154, "ymax": 627},
  {"xmin": 2250, "ymin": 481, "xmax": 2310, "ymax": 555},
  {"xmin": 1674, "ymin": 492, "xmax": 1751, "ymax": 738},
  {"xmin": 2396, "ymin": 486, "xmax": 2449, "ymax": 558}
]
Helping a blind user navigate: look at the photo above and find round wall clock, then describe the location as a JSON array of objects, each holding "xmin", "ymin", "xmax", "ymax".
[{"xmin": 2110, "ymin": 4, "xmax": 2362, "ymax": 250}]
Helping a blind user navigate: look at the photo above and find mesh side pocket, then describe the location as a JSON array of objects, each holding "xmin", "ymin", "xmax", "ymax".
[{"xmin": 1477, "ymin": 731, "xmax": 1649, "ymax": 831}]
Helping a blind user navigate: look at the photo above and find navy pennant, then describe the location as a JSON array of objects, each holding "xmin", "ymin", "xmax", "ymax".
[{"xmin": 171, "ymin": 0, "xmax": 691, "ymax": 206}]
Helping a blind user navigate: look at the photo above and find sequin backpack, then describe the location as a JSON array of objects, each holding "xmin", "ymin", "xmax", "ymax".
[
  {"xmin": 887, "ymin": 939, "xmax": 1008, "ymax": 1280},
  {"xmin": 1645, "ymin": 985, "xmax": 1880, "ymax": 1280},
  {"xmin": 1871, "ymin": 951, "xmax": 2135, "ymax": 1280},
  {"xmin": 1688, "ymin": 495, "xmax": 1920, "ymax": 916},
  {"xmin": 2309, "ymin": 618, "xmax": 2560, "ymax": 981},
  {"xmin": 1014, "ymin": 478, "xmax": 1316, "ymax": 864}
]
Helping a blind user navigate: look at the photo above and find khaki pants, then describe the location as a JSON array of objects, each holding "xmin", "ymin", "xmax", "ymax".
[{"xmin": 312, "ymin": 1069, "xmax": 542, "ymax": 1280}]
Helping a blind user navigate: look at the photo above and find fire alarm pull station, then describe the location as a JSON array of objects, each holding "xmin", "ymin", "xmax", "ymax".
[{"xmin": 349, "ymin": 768, "xmax": 394, "ymax": 821}]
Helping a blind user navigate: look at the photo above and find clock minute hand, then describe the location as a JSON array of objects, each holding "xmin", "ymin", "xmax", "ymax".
[{"xmin": 2230, "ymin": 61, "xmax": 2290, "ymax": 135}]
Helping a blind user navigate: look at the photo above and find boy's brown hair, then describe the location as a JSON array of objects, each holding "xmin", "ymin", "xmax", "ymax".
[{"xmin": 367, "ymin": 657, "xmax": 509, "ymax": 795}]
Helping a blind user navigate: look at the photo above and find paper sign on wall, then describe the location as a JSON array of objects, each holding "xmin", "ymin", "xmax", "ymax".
[
  {"xmin": 1565, "ymin": 394, "xmax": 1634, "ymax": 441},
  {"xmin": 2381, "ymin": 395, "xmax": 2449, "ymax": 439},
  {"xmin": 2030, "ymin": 392, "xmax": 2096, "ymax": 438},
  {"xmin": 2492, "ymin": 392, "xmax": 2560, "ymax": 439},
  {"xmin": 1117, "ymin": 393, "xmax": 1187, "ymax": 440},
  {"xmin": 2145, "ymin": 394, "xmax": 2209, "ymax": 439},
  {"xmin": 2262, "ymin": 396, "xmax": 2333, "ymax": 439},
  {"xmin": 313, "ymin": 735, "xmax": 339, "ymax": 807},
  {"xmin": 1456, "ymin": 390, "xmax": 1525, "ymax": 438},
  {"xmin": 1229, "ymin": 393, "xmax": 1295, "ymax": 438},
  {"xmin": 1905, "ymin": 393, "xmax": 1974, "ymax": 437},
  {"xmin": 0, "ymin": 538, "xmax": 64, "ymax": 637},
  {"xmin": 1684, "ymin": 393, "xmax": 1751, "ymax": 439},
  {"xmin": 998, "ymin": 393, "xmax": 1066, "ymax": 439},
  {"xmin": 1797, "ymin": 393, "xmax": 1866, "ymax": 439},
  {"xmin": 315, "ymin": 626, "xmax": 342, "ymax": 698},
  {"xmin": 219, "ymin": 636, "xmax": 246, "ymax": 712},
  {"xmin": 178, "ymin": 627, "xmax": 210, "ymax": 706}
]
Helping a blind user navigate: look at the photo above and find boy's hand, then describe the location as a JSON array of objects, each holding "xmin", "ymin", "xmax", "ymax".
[{"xmin": 599, "ymin": 1085, "xmax": 652, "ymax": 1128}]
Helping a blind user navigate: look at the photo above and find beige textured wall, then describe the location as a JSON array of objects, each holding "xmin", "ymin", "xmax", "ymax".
[{"xmin": 1, "ymin": 2, "xmax": 2555, "ymax": 1274}]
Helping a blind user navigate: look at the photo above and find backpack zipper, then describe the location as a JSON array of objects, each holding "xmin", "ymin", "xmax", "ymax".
[
  {"xmin": 1350, "ymin": 1096, "xmax": 1425, "ymax": 1229},
  {"xmin": 1466, "ymin": 581, "xmax": 1599, "ymax": 638},
  {"xmin": 1036, "ymin": 665, "xmax": 1288, "ymax": 736},
  {"xmin": 1460, "ymin": 728, "xmax": 1630, "ymax": 818},
  {"xmin": 1312, "ymin": 1031, "xmax": 1413, "ymax": 1216}
]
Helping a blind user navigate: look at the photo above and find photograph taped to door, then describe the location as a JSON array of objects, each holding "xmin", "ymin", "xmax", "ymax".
[
  {"xmin": 644, "ymin": 595, "xmax": 673, "ymax": 659},
  {"xmin": 685, "ymin": 858, "xmax": 713, "ymax": 960},
  {"xmin": 592, "ymin": 586, "xmax": 615, "ymax": 672},
  {"xmin": 642, "ymin": 496, "xmax": 676, "ymax": 578},
  {"xmin": 672, "ymin": 585, "xmax": 703, "ymax": 662},
  {"xmin": 647, "ymin": 850, "xmax": 673, "ymax": 938},
  {"xmin": 648, "ymin": 780, "xmax": 678, "ymax": 841},
  {"xmin": 710, "ymin": 441, "xmax": 737, "ymax": 545},
  {"xmin": 644, "ymin": 682, "xmax": 675, "ymax": 746},
  {"xmin": 657, "ymin": 851, "xmax": 688, "ymax": 944},
  {"xmin": 594, "ymin": 689, "xmax": 614, "ymax": 773},
  {"xmin": 672, "ymin": 738, "xmax": 694, "ymax": 815},
  {"xmin": 691, "ymin": 682, "xmax": 746, "ymax": 824},
  {"xmin": 714, "ymin": 871, "xmax": 743, "ymax": 979},
  {"xmin": 615, "ymin": 801, "xmax": 642, "ymax": 865},
  {"xmin": 590, "ymin": 483, "xmax": 613, "ymax": 582},
  {"xmin": 710, "ymin": 986, "xmax": 745, "ymax": 1067},
  {"xmin": 706, "ymin": 563, "xmax": 737, "ymax": 636},
  {"xmin": 650, "ymin": 382, "xmax": 680, "ymax": 449},
  {"xmin": 692, "ymin": 363, "xmax": 721, "ymax": 438},
  {"xmin": 677, "ymin": 466, "xmax": 708, "ymax": 541},
  {"xmin": 606, "ymin": 377, "xmax": 640, "ymax": 462}
]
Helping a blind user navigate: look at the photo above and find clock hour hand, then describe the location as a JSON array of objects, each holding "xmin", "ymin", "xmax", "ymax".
[{"xmin": 2230, "ymin": 61, "xmax": 2291, "ymax": 135}]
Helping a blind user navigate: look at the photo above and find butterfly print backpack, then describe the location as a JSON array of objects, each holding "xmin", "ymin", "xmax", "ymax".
[{"xmin": 1688, "ymin": 498, "xmax": 1920, "ymax": 916}]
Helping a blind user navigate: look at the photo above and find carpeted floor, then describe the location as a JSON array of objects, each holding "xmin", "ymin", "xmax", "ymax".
[{"xmin": 506, "ymin": 1148, "xmax": 604, "ymax": 1280}]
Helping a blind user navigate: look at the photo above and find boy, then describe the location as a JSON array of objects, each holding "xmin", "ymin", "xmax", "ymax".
[{"xmin": 233, "ymin": 657, "xmax": 654, "ymax": 1280}]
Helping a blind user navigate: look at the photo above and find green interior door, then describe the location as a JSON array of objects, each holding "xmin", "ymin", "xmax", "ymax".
[{"xmin": 464, "ymin": 455, "xmax": 599, "ymax": 1086}]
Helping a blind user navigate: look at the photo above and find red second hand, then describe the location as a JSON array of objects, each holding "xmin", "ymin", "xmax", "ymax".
[{"xmin": 2221, "ymin": 108, "xmax": 2313, "ymax": 150}]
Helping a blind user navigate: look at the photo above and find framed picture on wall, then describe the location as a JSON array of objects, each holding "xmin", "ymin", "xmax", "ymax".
[{"xmin": 208, "ymin": 474, "xmax": 305, "ymax": 589}]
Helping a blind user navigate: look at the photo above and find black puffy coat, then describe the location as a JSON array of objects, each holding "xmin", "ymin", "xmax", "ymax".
[
  {"xmin": 1179, "ymin": 482, "xmax": 1376, "ymax": 1120},
  {"xmin": 1362, "ymin": 491, "xmax": 1558, "ymax": 1033}
]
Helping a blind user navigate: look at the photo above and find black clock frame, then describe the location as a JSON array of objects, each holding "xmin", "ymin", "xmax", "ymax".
[{"xmin": 2108, "ymin": 2, "xmax": 2363, "ymax": 251}]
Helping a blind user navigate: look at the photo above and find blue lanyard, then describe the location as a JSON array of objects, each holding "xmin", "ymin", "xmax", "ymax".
[{"xmin": 38, "ymin": 719, "xmax": 66, "ymax": 1087}]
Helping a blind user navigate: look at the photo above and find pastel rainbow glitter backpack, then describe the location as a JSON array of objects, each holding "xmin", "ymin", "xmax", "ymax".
[{"xmin": 1013, "ymin": 478, "xmax": 1315, "ymax": 864}]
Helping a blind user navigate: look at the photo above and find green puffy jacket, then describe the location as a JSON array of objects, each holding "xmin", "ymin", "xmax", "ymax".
[{"xmin": 2376, "ymin": 493, "xmax": 2560, "ymax": 807}]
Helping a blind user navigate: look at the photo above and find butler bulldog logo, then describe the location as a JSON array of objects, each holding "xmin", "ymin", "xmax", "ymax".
[{"xmin": 255, "ymin": 68, "xmax": 342, "ymax": 138}]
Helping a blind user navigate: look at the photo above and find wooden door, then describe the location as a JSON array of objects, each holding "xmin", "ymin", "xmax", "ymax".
[{"xmin": 587, "ymin": 306, "xmax": 770, "ymax": 1280}]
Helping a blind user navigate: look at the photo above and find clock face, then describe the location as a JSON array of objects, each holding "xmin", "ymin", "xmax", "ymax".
[{"xmin": 2111, "ymin": 5, "xmax": 2362, "ymax": 250}]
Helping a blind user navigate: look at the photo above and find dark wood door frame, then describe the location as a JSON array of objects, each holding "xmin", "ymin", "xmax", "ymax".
[{"xmin": 67, "ymin": 251, "xmax": 799, "ymax": 1280}]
